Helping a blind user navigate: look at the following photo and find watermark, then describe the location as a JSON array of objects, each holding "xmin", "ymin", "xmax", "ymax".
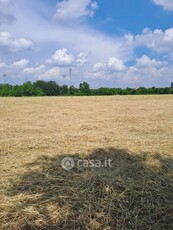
[
  {"xmin": 61, "ymin": 157, "xmax": 112, "ymax": 171},
  {"xmin": 61, "ymin": 157, "xmax": 75, "ymax": 171}
]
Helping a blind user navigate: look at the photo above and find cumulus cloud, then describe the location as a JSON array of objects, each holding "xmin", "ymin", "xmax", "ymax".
[
  {"xmin": 47, "ymin": 48, "xmax": 74, "ymax": 66},
  {"xmin": 0, "ymin": 0, "xmax": 171, "ymax": 87},
  {"xmin": 2, "ymin": 1, "xmax": 132, "ymax": 70},
  {"xmin": 121, "ymin": 65, "xmax": 172, "ymax": 87},
  {"xmin": 152, "ymin": 0, "xmax": 173, "ymax": 11},
  {"xmin": 41, "ymin": 67, "xmax": 62, "ymax": 80},
  {"xmin": 92, "ymin": 57, "xmax": 125, "ymax": 74},
  {"xmin": 1, "ymin": 52, "xmax": 171, "ymax": 87},
  {"xmin": 0, "ymin": 31, "xmax": 33, "ymax": 53},
  {"xmin": 85, "ymin": 56, "xmax": 126, "ymax": 82},
  {"xmin": 13, "ymin": 59, "xmax": 29, "ymax": 68},
  {"xmin": 93, "ymin": 62, "xmax": 106, "ymax": 72},
  {"xmin": 76, "ymin": 52, "xmax": 88, "ymax": 65},
  {"xmin": 54, "ymin": 0, "xmax": 98, "ymax": 22},
  {"xmin": 117, "ymin": 55, "xmax": 172, "ymax": 87},
  {"xmin": 136, "ymin": 55, "xmax": 165, "ymax": 67},
  {"xmin": 0, "ymin": 0, "xmax": 15, "ymax": 24},
  {"xmin": 85, "ymin": 53, "xmax": 172, "ymax": 87},
  {"xmin": 23, "ymin": 65, "xmax": 45, "ymax": 75},
  {"xmin": 107, "ymin": 57, "xmax": 125, "ymax": 71},
  {"xmin": 126, "ymin": 28, "xmax": 173, "ymax": 54}
]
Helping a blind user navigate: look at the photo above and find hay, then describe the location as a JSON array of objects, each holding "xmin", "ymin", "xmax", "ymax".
[
  {"xmin": 1, "ymin": 149, "xmax": 173, "ymax": 229},
  {"xmin": 0, "ymin": 96, "xmax": 173, "ymax": 229}
]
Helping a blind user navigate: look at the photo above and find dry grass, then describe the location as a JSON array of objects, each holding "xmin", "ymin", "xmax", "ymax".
[{"xmin": 0, "ymin": 95, "xmax": 173, "ymax": 229}]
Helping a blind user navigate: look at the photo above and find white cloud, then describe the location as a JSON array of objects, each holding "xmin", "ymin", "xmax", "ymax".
[
  {"xmin": 107, "ymin": 57, "xmax": 125, "ymax": 71},
  {"xmin": 1, "ymin": 52, "xmax": 171, "ymax": 88},
  {"xmin": 0, "ymin": 61, "xmax": 6, "ymax": 68},
  {"xmin": 2, "ymin": 1, "xmax": 132, "ymax": 67},
  {"xmin": 91, "ymin": 1, "xmax": 98, "ymax": 10},
  {"xmin": 85, "ymin": 53, "xmax": 172, "ymax": 87},
  {"xmin": 41, "ymin": 67, "xmax": 61, "ymax": 80},
  {"xmin": 23, "ymin": 65, "xmax": 45, "ymax": 75},
  {"xmin": 47, "ymin": 48, "xmax": 74, "ymax": 66},
  {"xmin": 0, "ymin": 31, "xmax": 33, "ymax": 52},
  {"xmin": 53, "ymin": 0, "xmax": 98, "ymax": 22},
  {"xmin": 85, "ymin": 57, "xmax": 126, "ymax": 82},
  {"xmin": 0, "ymin": 0, "xmax": 171, "ymax": 87},
  {"xmin": 93, "ymin": 62, "xmax": 106, "ymax": 72},
  {"xmin": 76, "ymin": 52, "xmax": 88, "ymax": 65},
  {"xmin": 117, "ymin": 55, "xmax": 172, "ymax": 87},
  {"xmin": 127, "ymin": 28, "xmax": 173, "ymax": 54},
  {"xmin": 13, "ymin": 59, "xmax": 29, "ymax": 68},
  {"xmin": 121, "ymin": 65, "xmax": 172, "ymax": 87},
  {"xmin": 152, "ymin": 0, "xmax": 173, "ymax": 11},
  {"xmin": 0, "ymin": 0, "xmax": 15, "ymax": 24},
  {"xmin": 136, "ymin": 55, "xmax": 164, "ymax": 67},
  {"xmin": 92, "ymin": 57, "xmax": 125, "ymax": 75}
]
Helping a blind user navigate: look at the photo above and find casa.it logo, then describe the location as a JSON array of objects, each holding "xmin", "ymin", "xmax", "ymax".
[
  {"xmin": 61, "ymin": 157, "xmax": 75, "ymax": 171},
  {"xmin": 61, "ymin": 156, "xmax": 112, "ymax": 171}
]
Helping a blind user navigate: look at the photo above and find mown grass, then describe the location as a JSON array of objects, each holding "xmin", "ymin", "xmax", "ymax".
[{"xmin": 0, "ymin": 95, "xmax": 173, "ymax": 229}]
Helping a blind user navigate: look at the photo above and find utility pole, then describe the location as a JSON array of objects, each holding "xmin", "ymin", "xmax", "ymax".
[
  {"xmin": 63, "ymin": 75, "xmax": 66, "ymax": 85},
  {"xmin": 69, "ymin": 68, "xmax": 72, "ymax": 86},
  {"xmin": 3, "ymin": 74, "xmax": 7, "ymax": 84}
]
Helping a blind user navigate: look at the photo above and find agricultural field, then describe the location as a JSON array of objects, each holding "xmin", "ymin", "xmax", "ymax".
[{"xmin": 0, "ymin": 95, "xmax": 173, "ymax": 229}]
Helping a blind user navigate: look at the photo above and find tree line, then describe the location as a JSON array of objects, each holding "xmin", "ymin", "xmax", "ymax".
[{"xmin": 0, "ymin": 80, "xmax": 173, "ymax": 97}]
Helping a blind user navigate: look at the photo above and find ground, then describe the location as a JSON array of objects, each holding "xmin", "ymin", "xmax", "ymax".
[{"xmin": 0, "ymin": 95, "xmax": 173, "ymax": 229}]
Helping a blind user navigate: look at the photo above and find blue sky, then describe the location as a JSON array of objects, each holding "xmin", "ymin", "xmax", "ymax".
[{"xmin": 0, "ymin": 0, "xmax": 173, "ymax": 88}]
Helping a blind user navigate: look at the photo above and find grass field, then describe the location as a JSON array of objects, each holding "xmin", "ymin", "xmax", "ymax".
[{"xmin": 0, "ymin": 95, "xmax": 173, "ymax": 229}]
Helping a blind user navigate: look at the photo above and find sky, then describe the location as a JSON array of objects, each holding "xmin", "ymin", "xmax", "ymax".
[{"xmin": 0, "ymin": 0, "xmax": 173, "ymax": 88}]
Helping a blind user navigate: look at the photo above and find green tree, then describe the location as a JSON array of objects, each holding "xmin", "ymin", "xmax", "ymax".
[
  {"xmin": 60, "ymin": 85, "xmax": 68, "ymax": 95},
  {"xmin": 79, "ymin": 82, "xmax": 91, "ymax": 95},
  {"xmin": 69, "ymin": 85, "xmax": 77, "ymax": 95},
  {"xmin": 34, "ymin": 80, "xmax": 60, "ymax": 96},
  {"xmin": 0, "ymin": 84, "xmax": 12, "ymax": 96},
  {"xmin": 20, "ymin": 82, "xmax": 45, "ymax": 96},
  {"xmin": 11, "ymin": 85, "xmax": 24, "ymax": 97}
]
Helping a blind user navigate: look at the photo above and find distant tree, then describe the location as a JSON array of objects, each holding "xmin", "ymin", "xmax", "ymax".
[
  {"xmin": 90, "ymin": 89, "xmax": 99, "ymax": 96},
  {"xmin": 21, "ymin": 82, "xmax": 45, "ymax": 96},
  {"xmin": 98, "ymin": 87, "xmax": 111, "ymax": 95},
  {"xmin": 34, "ymin": 80, "xmax": 60, "ymax": 96},
  {"xmin": 60, "ymin": 85, "xmax": 68, "ymax": 95},
  {"xmin": 136, "ymin": 87, "xmax": 148, "ymax": 95},
  {"xmin": 68, "ymin": 85, "xmax": 78, "ymax": 95},
  {"xmin": 22, "ymin": 82, "xmax": 34, "ymax": 96},
  {"xmin": 33, "ymin": 80, "xmax": 46, "ymax": 92},
  {"xmin": 79, "ymin": 82, "xmax": 91, "ymax": 95},
  {"xmin": 169, "ymin": 87, "xmax": 173, "ymax": 94},
  {"xmin": 0, "ymin": 80, "xmax": 173, "ymax": 97},
  {"xmin": 11, "ymin": 85, "xmax": 24, "ymax": 97},
  {"xmin": 0, "ymin": 84, "xmax": 12, "ymax": 96}
]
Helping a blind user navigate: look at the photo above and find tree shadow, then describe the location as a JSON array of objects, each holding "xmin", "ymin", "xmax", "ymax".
[{"xmin": 3, "ymin": 148, "xmax": 173, "ymax": 230}]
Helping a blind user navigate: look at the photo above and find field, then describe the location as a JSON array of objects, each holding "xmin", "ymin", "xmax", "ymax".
[{"xmin": 0, "ymin": 95, "xmax": 173, "ymax": 229}]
